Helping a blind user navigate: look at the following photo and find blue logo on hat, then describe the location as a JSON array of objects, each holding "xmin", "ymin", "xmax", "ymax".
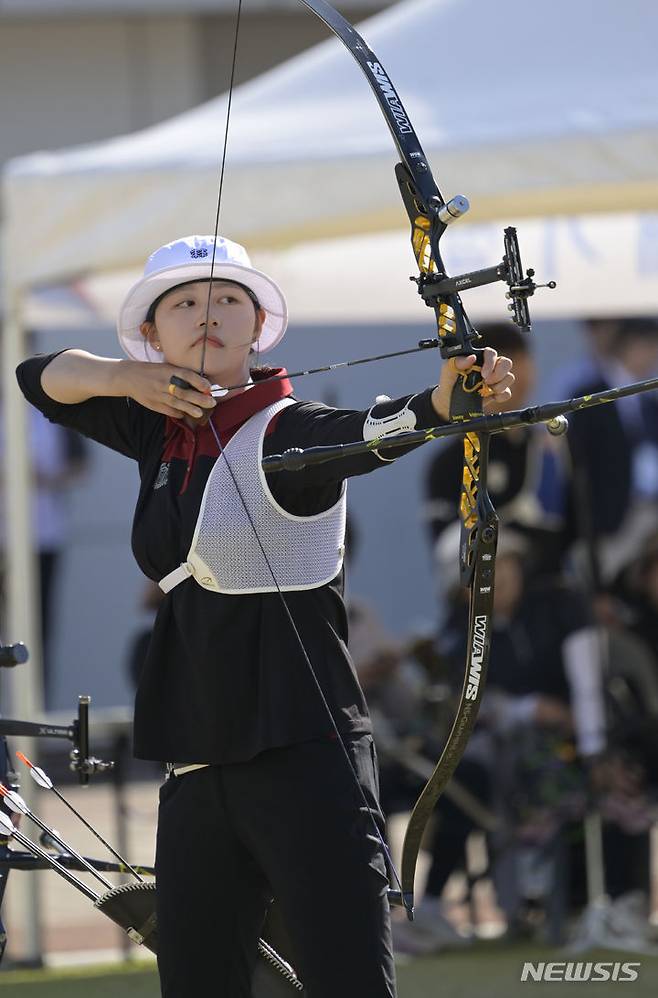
[{"xmin": 190, "ymin": 248, "xmax": 209, "ymax": 259}]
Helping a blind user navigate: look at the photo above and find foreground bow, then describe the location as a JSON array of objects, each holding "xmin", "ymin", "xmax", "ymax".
[{"xmin": 289, "ymin": 0, "xmax": 555, "ymax": 918}]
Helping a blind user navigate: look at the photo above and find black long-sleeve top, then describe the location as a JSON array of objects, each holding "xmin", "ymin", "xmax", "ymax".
[{"xmin": 17, "ymin": 353, "xmax": 439, "ymax": 763}]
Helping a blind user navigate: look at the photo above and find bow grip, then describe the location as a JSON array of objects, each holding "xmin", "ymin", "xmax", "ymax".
[{"xmin": 449, "ymin": 347, "xmax": 487, "ymax": 421}]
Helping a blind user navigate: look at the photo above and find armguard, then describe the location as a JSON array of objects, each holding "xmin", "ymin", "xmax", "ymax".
[{"xmin": 363, "ymin": 395, "xmax": 418, "ymax": 462}]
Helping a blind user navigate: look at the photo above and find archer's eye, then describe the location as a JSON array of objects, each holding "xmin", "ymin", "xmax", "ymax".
[{"xmin": 219, "ymin": 294, "xmax": 238, "ymax": 304}]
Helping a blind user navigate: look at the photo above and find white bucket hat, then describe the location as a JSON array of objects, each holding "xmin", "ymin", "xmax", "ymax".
[{"xmin": 117, "ymin": 235, "xmax": 288, "ymax": 364}]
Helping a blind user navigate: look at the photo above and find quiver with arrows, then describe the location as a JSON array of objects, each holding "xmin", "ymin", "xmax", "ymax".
[
  {"xmin": 94, "ymin": 883, "xmax": 305, "ymax": 994},
  {"xmin": 94, "ymin": 881, "xmax": 158, "ymax": 951}
]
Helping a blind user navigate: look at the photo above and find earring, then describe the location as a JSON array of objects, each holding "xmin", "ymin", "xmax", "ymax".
[{"xmin": 153, "ymin": 343, "xmax": 161, "ymax": 351}]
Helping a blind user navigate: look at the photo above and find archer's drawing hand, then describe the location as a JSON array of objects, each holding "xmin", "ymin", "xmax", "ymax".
[{"xmin": 122, "ymin": 361, "xmax": 217, "ymax": 421}]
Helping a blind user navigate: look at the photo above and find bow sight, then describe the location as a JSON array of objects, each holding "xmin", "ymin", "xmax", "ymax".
[
  {"xmin": 414, "ymin": 223, "xmax": 556, "ymax": 333},
  {"xmin": 406, "ymin": 196, "xmax": 556, "ymax": 337},
  {"xmin": 0, "ymin": 695, "xmax": 113, "ymax": 786}
]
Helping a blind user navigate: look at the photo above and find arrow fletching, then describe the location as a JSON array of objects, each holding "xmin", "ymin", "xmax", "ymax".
[
  {"xmin": 0, "ymin": 811, "xmax": 16, "ymax": 837},
  {"xmin": 15, "ymin": 751, "xmax": 143, "ymax": 881},
  {"xmin": 16, "ymin": 751, "xmax": 54, "ymax": 789},
  {"xmin": 0, "ymin": 785, "xmax": 29, "ymax": 815}
]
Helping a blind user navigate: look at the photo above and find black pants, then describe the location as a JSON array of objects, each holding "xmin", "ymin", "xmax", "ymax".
[{"xmin": 155, "ymin": 735, "xmax": 397, "ymax": 998}]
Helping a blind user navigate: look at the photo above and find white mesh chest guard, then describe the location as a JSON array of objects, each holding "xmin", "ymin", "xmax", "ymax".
[{"xmin": 159, "ymin": 398, "xmax": 346, "ymax": 595}]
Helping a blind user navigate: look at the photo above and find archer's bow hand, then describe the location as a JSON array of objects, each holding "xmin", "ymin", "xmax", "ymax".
[{"xmin": 431, "ymin": 345, "xmax": 515, "ymax": 421}]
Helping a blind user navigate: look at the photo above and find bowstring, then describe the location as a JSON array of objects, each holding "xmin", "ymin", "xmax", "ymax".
[
  {"xmin": 200, "ymin": 0, "xmax": 404, "ymax": 900},
  {"xmin": 200, "ymin": 0, "xmax": 244, "ymax": 380}
]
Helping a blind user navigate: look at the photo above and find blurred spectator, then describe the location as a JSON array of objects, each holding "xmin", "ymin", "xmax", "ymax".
[
  {"xmin": 606, "ymin": 534, "xmax": 658, "ymax": 790},
  {"xmin": 567, "ymin": 317, "xmax": 658, "ymax": 588},
  {"xmin": 441, "ymin": 530, "xmax": 606, "ymax": 763},
  {"xmin": 436, "ymin": 527, "xmax": 609, "ymax": 934},
  {"xmin": 615, "ymin": 531, "xmax": 658, "ymax": 666},
  {"xmin": 343, "ymin": 518, "xmax": 475, "ymax": 952},
  {"xmin": 551, "ymin": 318, "xmax": 621, "ymax": 396},
  {"xmin": 0, "ymin": 402, "xmax": 89, "ymax": 706},
  {"xmin": 424, "ymin": 323, "xmax": 573, "ymax": 578},
  {"xmin": 422, "ymin": 315, "xmax": 658, "ymax": 942},
  {"xmin": 348, "ymin": 598, "xmax": 426, "ymax": 727},
  {"xmin": 390, "ymin": 751, "xmax": 492, "ymax": 955},
  {"xmin": 344, "ymin": 516, "xmax": 426, "ymax": 740}
]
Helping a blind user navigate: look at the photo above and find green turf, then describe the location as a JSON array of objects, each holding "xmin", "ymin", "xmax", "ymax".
[
  {"xmin": 396, "ymin": 942, "xmax": 658, "ymax": 996},
  {"xmin": 1, "ymin": 944, "xmax": 657, "ymax": 996},
  {"xmin": 0, "ymin": 962, "xmax": 160, "ymax": 996}
]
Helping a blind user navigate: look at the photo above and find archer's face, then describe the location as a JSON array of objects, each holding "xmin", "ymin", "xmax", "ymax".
[{"xmin": 142, "ymin": 280, "xmax": 265, "ymax": 383}]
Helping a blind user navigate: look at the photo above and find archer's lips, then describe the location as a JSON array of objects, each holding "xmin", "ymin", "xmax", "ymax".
[{"xmin": 194, "ymin": 335, "xmax": 223, "ymax": 348}]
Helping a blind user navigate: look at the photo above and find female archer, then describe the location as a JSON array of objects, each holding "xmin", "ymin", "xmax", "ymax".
[{"xmin": 16, "ymin": 234, "xmax": 514, "ymax": 998}]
